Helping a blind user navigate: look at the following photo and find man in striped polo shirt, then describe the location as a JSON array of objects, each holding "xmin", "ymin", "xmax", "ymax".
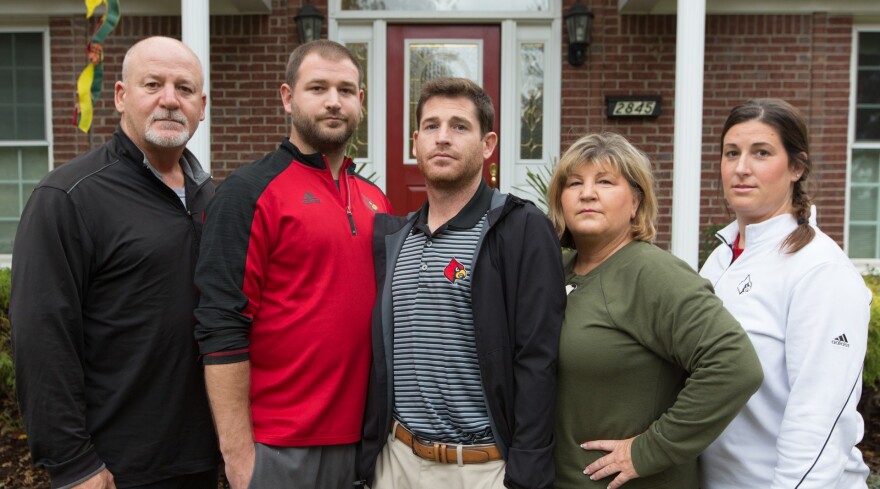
[{"xmin": 357, "ymin": 78, "xmax": 566, "ymax": 489}]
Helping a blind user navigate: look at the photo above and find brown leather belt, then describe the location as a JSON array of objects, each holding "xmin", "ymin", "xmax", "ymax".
[{"xmin": 390, "ymin": 421, "xmax": 502, "ymax": 464}]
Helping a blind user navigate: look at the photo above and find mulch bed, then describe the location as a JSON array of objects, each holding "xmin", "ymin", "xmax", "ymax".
[{"xmin": 0, "ymin": 433, "xmax": 47, "ymax": 488}]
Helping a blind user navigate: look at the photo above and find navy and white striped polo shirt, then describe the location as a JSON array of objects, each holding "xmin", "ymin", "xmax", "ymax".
[{"xmin": 391, "ymin": 183, "xmax": 495, "ymax": 445}]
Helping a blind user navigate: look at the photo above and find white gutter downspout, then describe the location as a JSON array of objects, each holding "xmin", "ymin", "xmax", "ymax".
[
  {"xmin": 182, "ymin": 0, "xmax": 211, "ymax": 174},
  {"xmin": 671, "ymin": 0, "xmax": 706, "ymax": 269}
]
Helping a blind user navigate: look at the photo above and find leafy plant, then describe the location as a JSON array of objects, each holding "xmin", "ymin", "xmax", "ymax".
[
  {"xmin": 514, "ymin": 159, "xmax": 557, "ymax": 212},
  {"xmin": 863, "ymin": 273, "xmax": 880, "ymax": 390},
  {"xmin": 698, "ymin": 223, "xmax": 726, "ymax": 269},
  {"xmin": 0, "ymin": 267, "xmax": 21, "ymax": 435},
  {"xmin": 354, "ymin": 162, "xmax": 378, "ymax": 184}
]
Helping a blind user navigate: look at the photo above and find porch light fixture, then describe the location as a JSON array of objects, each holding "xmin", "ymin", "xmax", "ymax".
[
  {"xmin": 295, "ymin": 2, "xmax": 324, "ymax": 44},
  {"xmin": 565, "ymin": 0, "xmax": 594, "ymax": 67}
]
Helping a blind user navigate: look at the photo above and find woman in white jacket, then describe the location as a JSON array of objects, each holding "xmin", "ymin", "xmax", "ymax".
[{"xmin": 699, "ymin": 98, "xmax": 871, "ymax": 488}]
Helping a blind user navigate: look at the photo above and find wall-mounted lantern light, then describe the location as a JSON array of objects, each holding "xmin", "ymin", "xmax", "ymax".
[
  {"xmin": 565, "ymin": 0, "xmax": 594, "ymax": 66},
  {"xmin": 295, "ymin": 2, "xmax": 324, "ymax": 44}
]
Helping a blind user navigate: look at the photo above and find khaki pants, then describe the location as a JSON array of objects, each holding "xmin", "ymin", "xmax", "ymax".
[{"xmin": 372, "ymin": 430, "xmax": 506, "ymax": 489}]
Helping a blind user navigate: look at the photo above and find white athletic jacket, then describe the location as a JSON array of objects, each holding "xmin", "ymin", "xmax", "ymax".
[{"xmin": 699, "ymin": 214, "xmax": 870, "ymax": 489}]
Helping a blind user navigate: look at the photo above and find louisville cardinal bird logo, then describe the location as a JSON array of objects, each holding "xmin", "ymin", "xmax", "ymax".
[
  {"xmin": 362, "ymin": 194, "xmax": 379, "ymax": 212},
  {"xmin": 444, "ymin": 257, "xmax": 468, "ymax": 284},
  {"xmin": 737, "ymin": 274, "xmax": 752, "ymax": 295}
]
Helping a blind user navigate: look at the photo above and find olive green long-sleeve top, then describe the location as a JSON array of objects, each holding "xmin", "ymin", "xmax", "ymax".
[{"xmin": 554, "ymin": 241, "xmax": 762, "ymax": 489}]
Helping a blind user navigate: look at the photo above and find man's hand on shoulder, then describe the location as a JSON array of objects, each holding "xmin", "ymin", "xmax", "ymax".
[
  {"xmin": 72, "ymin": 468, "xmax": 116, "ymax": 489},
  {"xmin": 223, "ymin": 444, "xmax": 256, "ymax": 489}
]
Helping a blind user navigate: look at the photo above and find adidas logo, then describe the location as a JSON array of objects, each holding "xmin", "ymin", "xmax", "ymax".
[
  {"xmin": 303, "ymin": 192, "xmax": 320, "ymax": 204},
  {"xmin": 831, "ymin": 334, "xmax": 850, "ymax": 348}
]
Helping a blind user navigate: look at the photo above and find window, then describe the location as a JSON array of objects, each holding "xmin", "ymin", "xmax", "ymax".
[
  {"xmin": 509, "ymin": 23, "xmax": 560, "ymax": 210},
  {"xmin": 519, "ymin": 42, "xmax": 545, "ymax": 160},
  {"xmin": 345, "ymin": 41, "xmax": 369, "ymax": 160},
  {"xmin": 338, "ymin": 26, "xmax": 379, "ymax": 186},
  {"xmin": 0, "ymin": 30, "xmax": 50, "ymax": 255},
  {"xmin": 848, "ymin": 29, "xmax": 880, "ymax": 259}
]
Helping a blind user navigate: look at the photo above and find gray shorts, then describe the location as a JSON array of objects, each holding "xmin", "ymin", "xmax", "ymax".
[{"xmin": 247, "ymin": 443, "xmax": 356, "ymax": 489}]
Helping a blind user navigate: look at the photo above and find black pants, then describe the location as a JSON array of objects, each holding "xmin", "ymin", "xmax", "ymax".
[{"xmin": 127, "ymin": 468, "xmax": 219, "ymax": 489}]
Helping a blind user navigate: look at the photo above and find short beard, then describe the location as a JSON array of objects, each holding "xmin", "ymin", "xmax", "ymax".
[
  {"xmin": 143, "ymin": 111, "xmax": 191, "ymax": 148},
  {"xmin": 418, "ymin": 154, "xmax": 484, "ymax": 192},
  {"xmin": 291, "ymin": 107, "xmax": 358, "ymax": 155}
]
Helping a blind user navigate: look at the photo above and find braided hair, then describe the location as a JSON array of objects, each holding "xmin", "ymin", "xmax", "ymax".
[{"xmin": 721, "ymin": 98, "xmax": 815, "ymax": 254}]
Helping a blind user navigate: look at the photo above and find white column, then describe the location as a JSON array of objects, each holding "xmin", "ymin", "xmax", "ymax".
[
  {"xmin": 499, "ymin": 20, "xmax": 516, "ymax": 193},
  {"xmin": 671, "ymin": 0, "xmax": 706, "ymax": 269},
  {"xmin": 182, "ymin": 0, "xmax": 211, "ymax": 174}
]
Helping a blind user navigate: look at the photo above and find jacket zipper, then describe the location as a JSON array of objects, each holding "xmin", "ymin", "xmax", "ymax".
[
  {"xmin": 346, "ymin": 206, "xmax": 357, "ymax": 236},
  {"xmin": 330, "ymin": 155, "xmax": 357, "ymax": 236},
  {"xmin": 709, "ymin": 231, "xmax": 736, "ymax": 288},
  {"xmin": 718, "ymin": 232, "xmax": 736, "ymax": 267},
  {"xmin": 345, "ymin": 169, "xmax": 356, "ymax": 236}
]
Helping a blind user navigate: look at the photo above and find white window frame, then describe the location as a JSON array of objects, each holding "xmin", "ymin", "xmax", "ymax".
[
  {"xmin": 0, "ymin": 26, "xmax": 53, "ymax": 268},
  {"xmin": 337, "ymin": 26, "xmax": 381, "ymax": 185},
  {"xmin": 507, "ymin": 21, "xmax": 561, "ymax": 209},
  {"xmin": 847, "ymin": 24, "xmax": 880, "ymax": 270},
  {"xmin": 329, "ymin": 0, "xmax": 558, "ymax": 21}
]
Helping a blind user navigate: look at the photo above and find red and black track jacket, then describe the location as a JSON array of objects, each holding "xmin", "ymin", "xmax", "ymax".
[{"xmin": 195, "ymin": 139, "xmax": 391, "ymax": 447}]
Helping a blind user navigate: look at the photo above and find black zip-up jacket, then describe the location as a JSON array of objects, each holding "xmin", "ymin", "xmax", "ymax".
[
  {"xmin": 10, "ymin": 127, "xmax": 219, "ymax": 488},
  {"xmin": 357, "ymin": 186, "xmax": 566, "ymax": 489}
]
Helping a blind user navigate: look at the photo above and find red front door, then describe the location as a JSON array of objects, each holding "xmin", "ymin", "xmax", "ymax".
[{"xmin": 385, "ymin": 24, "xmax": 501, "ymax": 214}]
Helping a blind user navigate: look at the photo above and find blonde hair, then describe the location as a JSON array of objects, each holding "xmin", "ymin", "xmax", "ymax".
[{"xmin": 547, "ymin": 132, "xmax": 657, "ymax": 248}]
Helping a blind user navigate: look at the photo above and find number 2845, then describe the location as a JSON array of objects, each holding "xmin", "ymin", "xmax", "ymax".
[{"xmin": 611, "ymin": 101, "xmax": 657, "ymax": 116}]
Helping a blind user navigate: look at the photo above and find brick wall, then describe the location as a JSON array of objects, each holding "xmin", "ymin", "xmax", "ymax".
[
  {"xmin": 561, "ymin": 0, "xmax": 852, "ymax": 249},
  {"xmin": 51, "ymin": 16, "xmax": 185, "ymax": 163},
  {"xmin": 49, "ymin": 0, "xmax": 313, "ymax": 180},
  {"xmin": 561, "ymin": 3, "xmax": 678, "ymax": 246},
  {"xmin": 47, "ymin": 1, "xmax": 852, "ymax": 249}
]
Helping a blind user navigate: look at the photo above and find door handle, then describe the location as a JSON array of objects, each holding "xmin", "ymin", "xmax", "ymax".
[{"xmin": 489, "ymin": 163, "xmax": 498, "ymax": 188}]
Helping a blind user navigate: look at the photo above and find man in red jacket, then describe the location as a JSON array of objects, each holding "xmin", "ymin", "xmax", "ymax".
[{"xmin": 194, "ymin": 40, "xmax": 391, "ymax": 489}]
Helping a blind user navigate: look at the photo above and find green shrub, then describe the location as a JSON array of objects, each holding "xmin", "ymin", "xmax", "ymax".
[
  {"xmin": 864, "ymin": 274, "xmax": 880, "ymax": 390},
  {"xmin": 0, "ymin": 267, "xmax": 20, "ymax": 435},
  {"xmin": 0, "ymin": 267, "xmax": 12, "ymax": 393},
  {"xmin": 698, "ymin": 223, "xmax": 726, "ymax": 269}
]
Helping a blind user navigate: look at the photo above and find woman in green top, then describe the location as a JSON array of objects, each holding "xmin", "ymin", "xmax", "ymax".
[{"xmin": 546, "ymin": 133, "xmax": 762, "ymax": 489}]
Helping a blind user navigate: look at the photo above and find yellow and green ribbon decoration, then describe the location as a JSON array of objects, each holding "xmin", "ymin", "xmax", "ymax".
[{"xmin": 74, "ymin": 0, "xmax": 121, "ymax": 133}]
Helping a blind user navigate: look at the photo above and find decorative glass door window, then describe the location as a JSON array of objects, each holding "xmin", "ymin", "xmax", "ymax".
[
  {"xmin": 404, "ymin": 40, "xmax": 482, "ymax": 162},
  {"xmin": 519, "ymin": 42, "xmax": 544, "ymax": 160},
  {"xmin": 346, "ymin": 41, "xmax": 370, "ymax": 160}
]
